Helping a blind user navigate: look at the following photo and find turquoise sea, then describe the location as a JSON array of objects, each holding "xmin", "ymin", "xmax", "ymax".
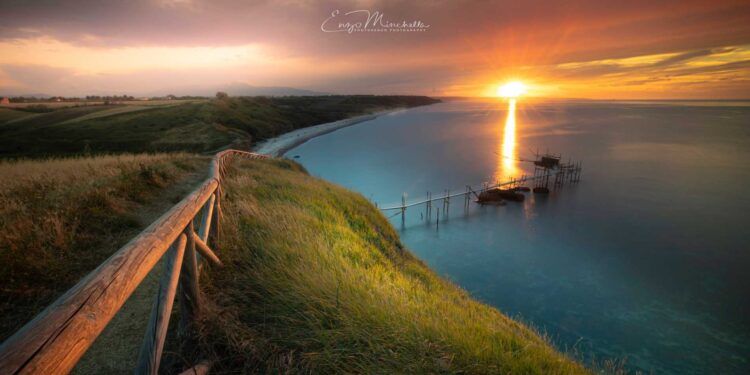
[{"xmin": 289, "ymin": 99, "xmax": 750, "ymax": 374}]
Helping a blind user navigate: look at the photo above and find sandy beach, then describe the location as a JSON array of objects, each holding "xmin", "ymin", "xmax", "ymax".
[{"xmin": 253, "ymin": 110, "xmax": 393, "ymax": 157}]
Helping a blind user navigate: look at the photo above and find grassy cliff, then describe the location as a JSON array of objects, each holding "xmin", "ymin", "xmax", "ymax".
[
  {"xmin": 0, "ymin": 96, "xmax": 439, "ymax": 157},
  {"xmin": 0, "ymin": 153, "xmax": 209, "ymax": 340},
  {"xmin": 197, "ymin": 158, "xmax": 586, "ymax": 374}
]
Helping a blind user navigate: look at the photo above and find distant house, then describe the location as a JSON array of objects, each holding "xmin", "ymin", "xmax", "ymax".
[{"xmin": 0, "ymin": 97, "xmax": 9, "ymax": 105}]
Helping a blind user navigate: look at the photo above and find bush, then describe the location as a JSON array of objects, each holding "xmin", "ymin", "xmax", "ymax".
[{"xmin": 16, "ymin": 104, "xmax": 55, "ymax": 113}]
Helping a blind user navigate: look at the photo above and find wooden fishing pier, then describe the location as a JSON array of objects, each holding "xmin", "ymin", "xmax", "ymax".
[{"xmin": 379, "ymin": 153, "xmax": 583, "ymax": 225}]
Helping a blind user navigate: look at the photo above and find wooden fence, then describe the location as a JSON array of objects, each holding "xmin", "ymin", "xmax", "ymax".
[{"xmin": 0, "ymin": 150, "xmax": 268, "ymax": 375}]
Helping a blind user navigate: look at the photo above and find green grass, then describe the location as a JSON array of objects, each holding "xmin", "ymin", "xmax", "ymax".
[
  {"xmin": 0, "ymin": 96, "xmax": 439, "ymax": 158},
  {"xmin": 0, "ymin": 103, "xmax": 231, "ymax": 156},
  {"xmin": 57, "ymin": 105, "xmax": 158, "ymax": 124},
  {"xmin": 0, "ymin": 153, "xmax": 209, "ymax": 341},
  {"xmin": 197, "ymin": 158, "xmax": 587, "ymax": 374},
  {"xmin": 0, "ymin": 108, "xmax": 37, "ymax": 123}
]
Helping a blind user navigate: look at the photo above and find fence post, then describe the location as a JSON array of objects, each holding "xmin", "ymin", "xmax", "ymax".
[
  {"xmin": 210, "ymin": 185, "xmax": 222, "ymax": 249},
  {"xmin": 179, "ymin": 221, "xmax": 201, "ymax": 339},
  {"xmin": 136, "ymin": 234, "xmax": 187, "ymax": 375},
  {"xmin": 198, "ymin": 194, "xmax": 216, "ymax": 243}
]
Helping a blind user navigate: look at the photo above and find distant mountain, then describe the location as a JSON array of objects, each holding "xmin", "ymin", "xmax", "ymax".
[
  {"xmin": 142, "ymin": 83, "xmax": 329, "ymax": 98},
  {"xmin": 2, "ymin": 84, "xmax": 330, "ymax": 99},
  {"xmin": 217, "ymin": 83, "xmax": 330, "ymax": 97}
]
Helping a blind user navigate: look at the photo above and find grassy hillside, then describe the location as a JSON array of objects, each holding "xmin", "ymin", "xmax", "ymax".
[
  {"xmin": 197, "ymin": 158, "xmax": 586, "ymax": 374},
  {"xmin": 0, "ymin": 96, "xmax": 439, "ymax": 157},
  {"xmin": 0, "ymin": 107, "xmax": 36, "ymax": 123},
  {"xmin": 0, "ymin": 103, "xmax": 230, "ymax": 156},
  {"xmin": 0, "ymin": 153, "xmax": 209, "ymax": 340}
]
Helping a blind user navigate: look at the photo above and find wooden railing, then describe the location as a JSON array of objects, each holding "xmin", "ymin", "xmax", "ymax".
[{"xmin": 0, "ymin": 150, "xmax": 268, "ymax": 375}]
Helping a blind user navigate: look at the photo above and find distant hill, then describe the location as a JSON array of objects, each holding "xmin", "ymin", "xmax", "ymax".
[
  {"xmin": 0, "ymin": 95, "xmax": 440, "ymax": 157},
  {"xmin": 0, "ymin": 93, "xmax": 53, "ymax": 99},
  {"xmin": 2, "ymin": 84, "xmax": 328, "ymax": 99}
]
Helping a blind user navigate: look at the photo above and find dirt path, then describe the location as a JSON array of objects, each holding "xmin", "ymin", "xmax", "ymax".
[{"xmin": 73, "ymin": 166, "xmax": 209, "ymax": 374}]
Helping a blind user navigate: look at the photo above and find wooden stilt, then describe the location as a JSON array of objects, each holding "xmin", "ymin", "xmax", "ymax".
[
  {"xmin": 436, "ymin": 208, "xmax": 440, "ymax": 230},
  {"xmin": 401, "ymin": 193, "xmax": 406, "ymax": 225}
]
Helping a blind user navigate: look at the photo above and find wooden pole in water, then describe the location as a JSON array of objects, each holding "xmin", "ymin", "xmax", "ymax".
[
  {"xmin": 536, "ymin": 167, "xmax": 541, "ymax": 188},
  {"xmin": 444, "ymin": 189, "xmax": 450, "ymax": 217},
  {"xmin": 436, "ymin": 208, "xmax": 440, "ymax": 230},
  {"xmin": 568, "ymin": 159, "xmax": 574, "ymax": 184},
  {"xmin": 426, "ymin": 192, "xmax": 431, "ymax": 219},
  {"xmin": 465, "ymin": 185, "xmax": 470, "ymax": 212},
  {"xmin": 425, "ymin": 191, "xmax": 429, "ymax": 219},
  {"xmin": 442, "ymin": 191, "xmax": 445, "ymax": 215},
  {"xmin": 401, "ymin": 193, "xmax": 406, "ymax": 225}
]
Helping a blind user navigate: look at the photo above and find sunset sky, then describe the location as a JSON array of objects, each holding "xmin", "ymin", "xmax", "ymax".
[{"xmin": 1, "ymin": 0, "xmax": 749, "ymax": 98}]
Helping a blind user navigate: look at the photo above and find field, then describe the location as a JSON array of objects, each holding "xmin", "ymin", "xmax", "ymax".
[
  {"xmin": 0, "ymin": 96, "xmax": 439, "ymax": 157},
  {"xmin": 0, "ymin": 153, "xmax": 209, "ymax": 341},
  {"xmin": 195, "ymin": 158, "xmax": 587, "ymax": 374},
  {"xmin": 0, "ymin": 99, "xmax": 205, "ymax": 109}
]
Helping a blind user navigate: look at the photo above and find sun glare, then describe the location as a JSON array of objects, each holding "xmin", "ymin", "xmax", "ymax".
[{"xmin": 497, "ymin": 81, "xmax": 526, "ymax": 98}]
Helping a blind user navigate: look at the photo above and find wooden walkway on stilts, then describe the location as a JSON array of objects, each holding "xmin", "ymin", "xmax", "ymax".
[{"xmin": 378, "ymin": 159, "xmax": 582, "ymax": 225}]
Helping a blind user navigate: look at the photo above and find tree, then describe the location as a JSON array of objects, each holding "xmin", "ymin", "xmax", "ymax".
[{"xmin": 216, "ymin": 91, "xmax": 229, "ymax": 100}]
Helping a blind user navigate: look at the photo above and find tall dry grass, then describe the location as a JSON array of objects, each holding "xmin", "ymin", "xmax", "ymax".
[
  {"xmin": 0, "ymin": 153, "xmax": 208, "ymax": 340},
  {"xmin": 197, "ymin": 158, "xmax": 588, "ymax": 374}
]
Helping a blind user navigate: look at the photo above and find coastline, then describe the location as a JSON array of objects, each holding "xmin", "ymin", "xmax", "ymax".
[{"xmin": 253, "ymin": 110, "xmax": 394, "ymax": 157}]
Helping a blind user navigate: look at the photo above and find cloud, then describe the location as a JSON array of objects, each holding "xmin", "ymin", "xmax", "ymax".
[
  {"xmin": 549, "ymin": 46, "xmax": 749, "ymax": 79},
  {"xmin": 650, "ymin": 48, "xmax": 728, "ymax": 68},
  {"xmin": 535, "ymin": 45, "xmax": 750, "ymax": 98},
  {"xmin": 0, "ymin": 64, "xmax": 73, "ymax": 88},
  {"xmin": 1, "ymin": 0, "xmax": 749, "ymax": 97},
  {"xmin": 1, "ymin": 1, "xmax": 749, "ymax": 58}
]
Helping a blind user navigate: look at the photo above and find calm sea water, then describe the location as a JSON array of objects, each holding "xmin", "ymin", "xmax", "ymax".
[{"xmin": 287, "ymin": 99, "xmax": 750, "ymax": 374}]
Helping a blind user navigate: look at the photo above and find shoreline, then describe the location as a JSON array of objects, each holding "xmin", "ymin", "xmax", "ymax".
[{"xmin": 253, "ymin": 109, "xmax": 395, "ymax": 157}]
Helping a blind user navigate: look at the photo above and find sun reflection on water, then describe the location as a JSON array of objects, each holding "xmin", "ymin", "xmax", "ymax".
[{"xmin": 495, "ymin": 98, "xmax": 518, "ymax": 181}]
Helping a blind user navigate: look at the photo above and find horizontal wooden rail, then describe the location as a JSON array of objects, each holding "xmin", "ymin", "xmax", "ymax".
[{"xmin": 0, "ymin": 150, "xmax": 267, "ymax": 374}]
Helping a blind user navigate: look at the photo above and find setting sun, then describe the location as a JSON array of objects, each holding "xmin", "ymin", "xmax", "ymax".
[{"xmin": 497, "ymin": 81, "xmax": 526, "ymax": 98}]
